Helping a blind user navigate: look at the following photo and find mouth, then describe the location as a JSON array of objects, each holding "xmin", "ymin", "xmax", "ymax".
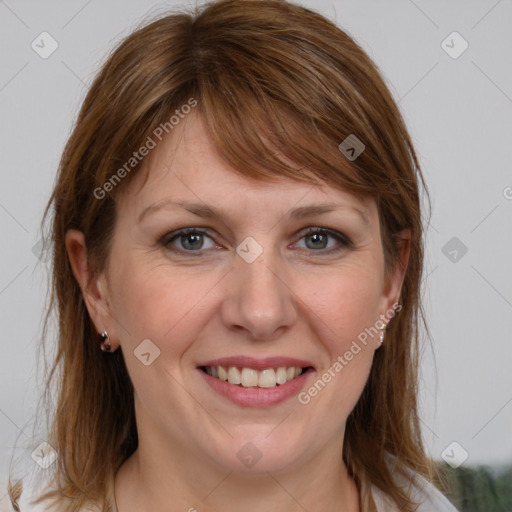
[
  {"xmin": 196, "ymin": 356, "xmax": 315, "ymax": 407},
  {"xmin": 199, "ymin": 365, "xmax": 314, "ymax": 388}
]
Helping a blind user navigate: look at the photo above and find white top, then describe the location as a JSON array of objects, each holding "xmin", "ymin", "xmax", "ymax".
[
  {"xmin": 10, "ymin": 462, "xmax": 459, "ymax": 512},
  {"xmin": 371, "ymin": 475, "xmax": 459, "ymax": 511}
]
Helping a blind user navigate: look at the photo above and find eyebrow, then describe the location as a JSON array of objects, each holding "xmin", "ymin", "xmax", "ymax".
[{"xmin": 138, "ymin": 200, "xmax": 369, "ymax": 225}]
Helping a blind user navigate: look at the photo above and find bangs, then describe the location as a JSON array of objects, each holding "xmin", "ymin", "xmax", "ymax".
[
  {"xmin": 103, "ymin": 3, "xmax": 384, "ymax": 203},
  {"xmin": 187, "ymin": 1, "xmax": 387, "ymax": 199},
  {"xmin": 119, "ymin": 56, "xmax": 375, "ymax": 204},
  {"xmin": 200, "ymin": 84, "xmax": 373, "ymax": 197},
  {"xmin": 197, "ymin": 66, "xmax": 369, "ymax": 196}
]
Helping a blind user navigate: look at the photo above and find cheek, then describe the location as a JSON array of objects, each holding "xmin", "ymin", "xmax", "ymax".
[
  {"xmin": 295, "ymin": 261, "xmax": 383, "ymax": 413},
  {"xmin": 301, "ymin": 261, "xmax": 383, "ymax": 347},
  {"xmin": 108, "ymin": 254, "xmax": 218, "ymax": 352}
]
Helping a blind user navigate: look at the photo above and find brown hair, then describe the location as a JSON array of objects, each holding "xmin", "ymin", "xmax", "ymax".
[{"xmin": 9, "ymin": 1, "xmax": 438, "ymax": 510}]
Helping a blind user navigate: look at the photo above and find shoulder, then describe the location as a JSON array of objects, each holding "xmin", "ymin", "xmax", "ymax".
[
  {"xmin": 4, "ymin": 471, "xmax": 105, "ymax": 512},
  {"xmin": 371, "ymin": 478, "xmax": 459, "ymax": 512},
  {"xmin": 15, "ymin": 492, "xmax": 102, "ymax": 512},
  {"xmin": 371, "ymin": 455, "xmax": 459, "ymax": 512}
]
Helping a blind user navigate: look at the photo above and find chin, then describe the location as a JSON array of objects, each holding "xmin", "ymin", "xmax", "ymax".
[{"xmin": 205, "ymin": 428, "xmax": 308, "ymax": 474}]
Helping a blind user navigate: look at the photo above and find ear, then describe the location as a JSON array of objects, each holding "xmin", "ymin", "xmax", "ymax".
[
  {"xmin": 65, "ymin": 229, "xmax": 119, "ymax": 350},
  {"xmin": 380, "ymin": 228, "xmax": 411, "ymax": 314}
]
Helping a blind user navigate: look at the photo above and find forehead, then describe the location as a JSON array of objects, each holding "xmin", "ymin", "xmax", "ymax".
[{"xmin": 117, "ymin": 112, "xmax": 376, "ymax": 224}]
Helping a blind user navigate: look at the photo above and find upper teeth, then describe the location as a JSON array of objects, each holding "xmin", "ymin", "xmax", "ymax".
[{"xmin": 204, "ymin": 366, "xmax": 304, "ymax": 388}]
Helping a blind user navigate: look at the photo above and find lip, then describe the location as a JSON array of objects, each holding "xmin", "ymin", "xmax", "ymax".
[
  {"xmin": 198, "ymin": 368, "xmax": 314, "ymax": 407},
  {"xmin": 197, "ymin": 356, "xmax": 315, "ymax": 372},
  {"xmin": 197, "ymin": 356, "xmax": 315, "ymax": 408}
]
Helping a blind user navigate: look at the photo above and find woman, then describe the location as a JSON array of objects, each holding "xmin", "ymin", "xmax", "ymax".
[{"xmin": 7, "ymin": 0, "xmax": 458, "ymax": 510}]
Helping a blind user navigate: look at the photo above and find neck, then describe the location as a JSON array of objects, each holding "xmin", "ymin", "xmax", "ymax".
[{"xmin": 114, "ymin": 434, "xmax": 360, "ymax": 512}]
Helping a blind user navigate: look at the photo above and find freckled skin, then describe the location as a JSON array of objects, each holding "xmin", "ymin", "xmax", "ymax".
[{"xmin": 67, "ymin": 112, "xmax": 408, "ymax": 512}]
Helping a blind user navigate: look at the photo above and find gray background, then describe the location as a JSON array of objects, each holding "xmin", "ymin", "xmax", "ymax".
[{"xmin": 1, "ymin": 0, "xmax": 511, "ymax": 503}]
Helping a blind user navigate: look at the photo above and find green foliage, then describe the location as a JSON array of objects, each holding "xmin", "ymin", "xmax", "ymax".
[{"xmin": 433, "ymin": 462, "xmax": 512, "ymax": 512}]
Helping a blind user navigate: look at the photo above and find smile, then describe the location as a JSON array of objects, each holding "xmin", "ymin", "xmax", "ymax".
[
  {"xmin": 197, "ymin": 356, "xmax": 315, "ymax": 407},
  {"xmin": 200, "ymin": 365, "xmax": 310, "ymax": 388}
]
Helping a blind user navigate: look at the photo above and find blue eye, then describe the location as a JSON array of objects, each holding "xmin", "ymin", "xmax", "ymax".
[
  {"xmin": 296, "ymin": 228, "xmax": 352, "ymax": 252},
  {"xmin": 164, "ymin": 228, "xmax": 216, "ymax": 252},
  {"xmin": 162, "ymin": 227, "xmax": 352, "ymax": 255}
]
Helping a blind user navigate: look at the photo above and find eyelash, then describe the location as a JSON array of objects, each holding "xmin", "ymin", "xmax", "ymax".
[{"xmin": 161, "ymin": 227, "xmax": 353, "ymax": 255}]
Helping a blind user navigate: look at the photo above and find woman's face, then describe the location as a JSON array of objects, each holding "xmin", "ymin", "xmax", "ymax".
[{"xmin": 80, "ymin": 112, "xmax": 406, "ymax": 475}]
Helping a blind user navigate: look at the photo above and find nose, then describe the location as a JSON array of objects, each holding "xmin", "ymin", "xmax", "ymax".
[{"xmin": 220, "ymin": 250, "xmax": 298, "ymax": 341}]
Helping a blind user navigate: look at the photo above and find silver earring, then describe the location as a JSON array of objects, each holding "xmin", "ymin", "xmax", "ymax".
[
  {"xmin": 379, "ymin": 326, "xmax": 386, "ymax": 345},
  {"xmin": 99, "ymin": 331, "xmax": 112, "ymax": 352}
]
